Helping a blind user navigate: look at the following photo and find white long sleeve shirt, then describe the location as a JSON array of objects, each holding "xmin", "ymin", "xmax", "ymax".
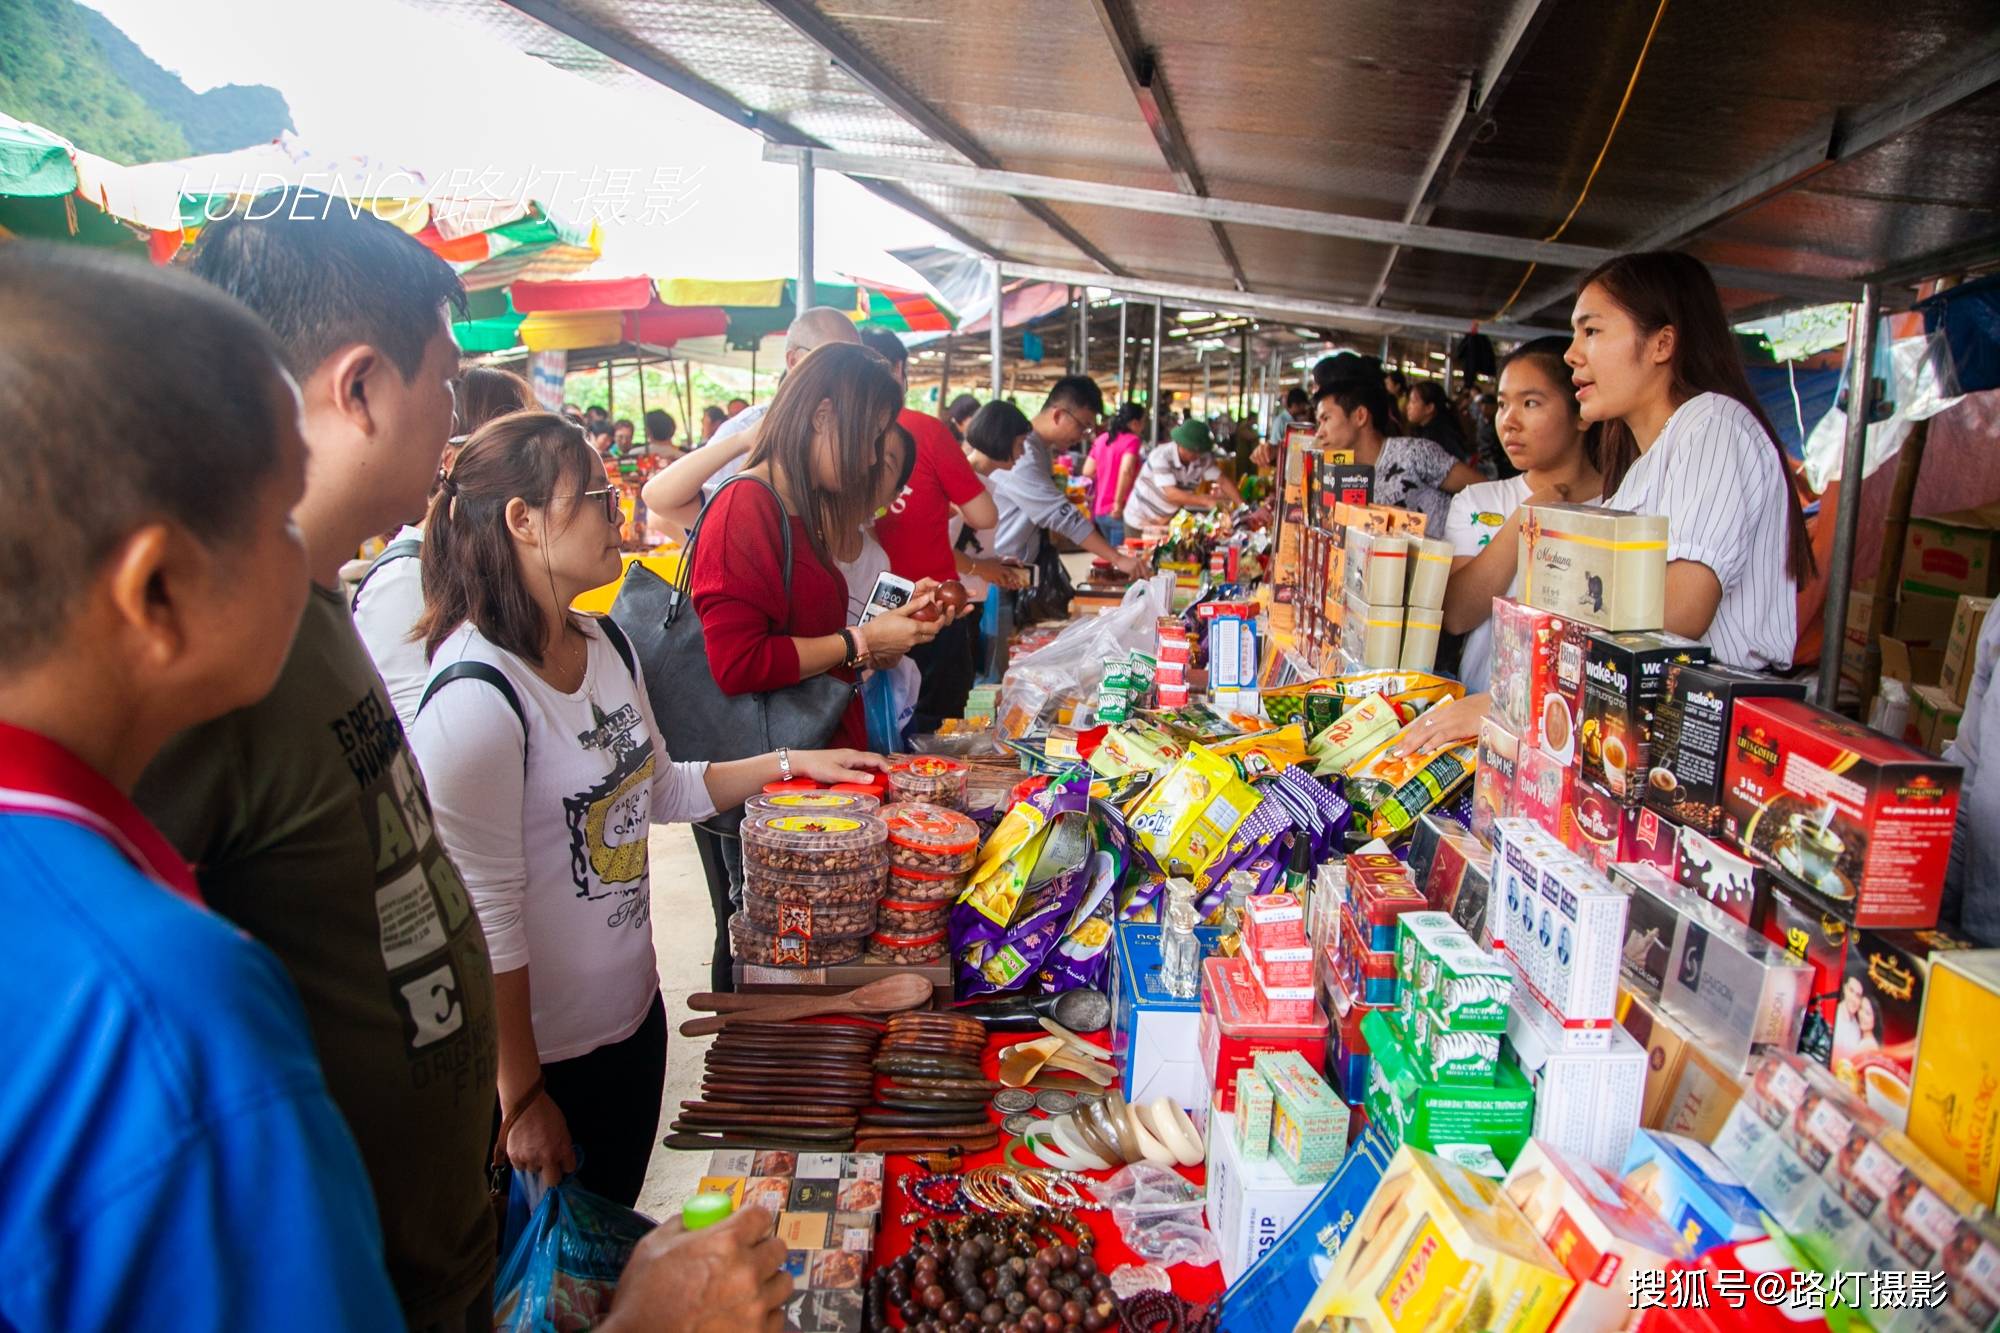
[{"xmin": 408, "ymin": 617, "xmax": 714, "ymax": 1062}]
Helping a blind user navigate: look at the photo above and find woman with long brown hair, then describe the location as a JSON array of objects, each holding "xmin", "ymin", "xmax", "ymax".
[
  {"xmin": 1568, "ymin": 250, "xmax": 1813, "ymax": 669},
  {"xmin": 406, "ymin": 410, "xmax": 884, "ymax": 1205}
]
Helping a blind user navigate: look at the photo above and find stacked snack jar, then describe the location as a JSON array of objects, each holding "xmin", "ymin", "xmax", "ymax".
[
  {"xmin": 886, "ymin": 756, "xmax": 970, "ymax": 810},
  {"xmin": 731, "ymin": 809, "xmax": 889, "ymax": 967},
  {"xmin": 870, "ymin": 802, "xmax": 980, "ymax": 963}
]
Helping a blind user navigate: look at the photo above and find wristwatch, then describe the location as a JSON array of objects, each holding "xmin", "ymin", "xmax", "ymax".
[{"xmin": 777, "ymin": 747, "xmax": 792, "ymax": 782}]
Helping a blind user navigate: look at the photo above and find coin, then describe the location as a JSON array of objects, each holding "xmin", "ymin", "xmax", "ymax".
[
  {"xmin": 1071, "ymin": 1090, "xmax": 1105, "ymax": 1108},
  {"xmin": 1034, "ymin": 1089, "xmax": 1079, "ymax": 1115},
  {"xmin": 992, "ymin": 1088, "xmax": 1037, "ymax": 1115},
  {"xmin": 1001, "ymin": 1111, "xmax": 1042, "ymax": 1136}
]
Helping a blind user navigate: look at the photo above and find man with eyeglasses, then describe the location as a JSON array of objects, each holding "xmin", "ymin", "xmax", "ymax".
[{"xmin": 991, "ymin": 375, "xmax": 1150, "ymax": 579}]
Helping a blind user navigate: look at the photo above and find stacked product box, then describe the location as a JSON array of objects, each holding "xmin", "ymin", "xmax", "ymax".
[
  {"xmin": 1203, "ymin": 1108, "xmax": 1326, "ymax": 1283},
  {"xmin": 1611, "ymin": 862, "xmax": 1810, "ymax": 1077},
  {"xmin": 1240, "ymin": 891, "xmax": 1316, "ymax": 1013},
  {"xmin": 1908, "ymin": 950, "xmax": 2000, "ymax": 1207},
  {"xmin": 1506, "ymin": 838, "xmax": 1627, "ymax": 1050},
  {"xmin": 1502, "ymin": 1139, "xmax": 1685, "ymax": 1331},
  {"xmin": 1250, "ymin": 1049, "xmax": 1349, "ymax": 1185},
  {"xmin": 1615, "ymin": 986, "xmax": 1744, "ymax": 1143},
  {"xmin": 1196, "ymin": 954, "xmax": 1328, "ymax": 1126},
  {"xmin": 1830, "ymin": 924, "xmax": 1974, "ymax": 1129},
  {"xmin": 1490, "ymin": 816, "xmax": 1567, "ymax": 958},
  {"xmin": 1154, "ymin": 618, "xmax": 1192, "ymax": 708},
  {"xmin": 1206, "ymin": 602, "xmax": 1261, "ymax": 715},
  {"xmin": 1712, "ymin": 1051, "xmax": 2000, "ymax": 1333},
  {"xmin": 1407, "ymin": 814, "xmax": 1495, "ymax": 945},
  {"xmin": 1644, "ymin": 661, "xmax": 1809, "ymax": 837},
  {"xmin": 1519, "ymin": 503, "xmax": 1669, "ymax": 632},
  {"xmin": 1334, "ymin": 509, "xmax": 1447, "ymax": 672}
]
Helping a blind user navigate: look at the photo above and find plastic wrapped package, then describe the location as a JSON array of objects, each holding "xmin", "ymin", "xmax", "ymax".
[
  {"xmin": 1087, "ymin": 1163, "xmax": 1223, "ymax": 1268},
  {"xmin": 882, "ymin": 801, "xmax": 980, "ymax": 876},
  {"xmin": 887, "ymin": 756, "xmax": 970, "ymax": 809},
  {"xmin": 730, "ymin": 912, "xmax": 866, "ymax": 967}
]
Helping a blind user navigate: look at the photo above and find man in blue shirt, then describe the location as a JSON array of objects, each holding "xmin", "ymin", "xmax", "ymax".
[{"xmin": 0, "ymin": 244, "xmax": 402, "ymax": 1329}]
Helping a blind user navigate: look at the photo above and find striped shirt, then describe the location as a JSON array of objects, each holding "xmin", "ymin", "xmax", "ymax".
[
  {"xmin": 1122, "ymin": 442, "xmax": 1220, "ymax": 528},
  {"xmin": 1605, "ymin": 392, "xmax": 1797, "ymax": 671}
]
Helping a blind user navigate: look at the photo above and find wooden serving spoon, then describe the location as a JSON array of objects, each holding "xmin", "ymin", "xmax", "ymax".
[{"xmin": 678, "ymin": 972, "xmax": 932, "ymax": 1037}]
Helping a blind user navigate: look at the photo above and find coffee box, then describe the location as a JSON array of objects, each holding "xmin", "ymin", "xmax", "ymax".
[
  {"xmin": 1628, "ymin": 807, "xmax": 1681, "ymax": 876},
  {"xmin": 1832, "ymin": 926, "xmax": 1975, "ymax": 1130},
  {"xmin": 1758, "ymin": 880, "xmax": 1852, "ymax": 1066},
  {"xmin": 1574, "ymin": 776, "xmax": 1639, "ymax": 875},
  {"xmin": 1721, "ymin": 698, "xmax": 1963, "ymax": 928},
  {"xmin": 1580, "ymin": 631, "xmax": 1710, "ymax": 803},
  {"xmin": 1490, "ymin": 598, "xmax": 1582, "ymax": 759},
  {"xmin": 1472, "ymin": 715, "xmax": 1520, "ymax": 846},
  {"xmin": 1674, "ymin": 825, "xmax": 1760, "ymax": 927},
  {"xmin": 1645, "ymin": 662, "xmax": 1809, "ymax": 836},
  {"xmin": 1519, "ymin": 502, "xmax": 1669, "ymax": 632},
  {"xmin": 1908, "ymin": 950, "xmax": 2000, "ymax": 1207},
  {"xmin": 1514, "ymin": 741, "xmax": 1578, "ymax": 849}
]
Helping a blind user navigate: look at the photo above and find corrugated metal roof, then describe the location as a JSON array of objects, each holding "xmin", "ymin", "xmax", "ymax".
[{"xmin": 413, "ymin": 0, "xmax": 2000, "ymax": 336}]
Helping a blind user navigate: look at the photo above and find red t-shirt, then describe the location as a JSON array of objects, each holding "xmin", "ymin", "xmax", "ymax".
[
  {"xmin": 688, "ymin": 479, "xmax": 865, "ymax": 750},
  {"xmin": 873, "ymin": 409, "xmax": 988, "ymax": 584}
]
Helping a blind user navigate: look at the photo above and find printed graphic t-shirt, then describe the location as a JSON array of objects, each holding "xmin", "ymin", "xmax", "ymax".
[
  {"xmin": 1443, "ymin": 473, "xmax": 1533, "ymax": 693},
  {"xmin": 410, "ymin": 617, "xmax": 716, "ymax": 1061},
  {"xmin": 134, "ymin": 584, "xmax": 499, "ymax": 1330},
  {"xmin": 874, "ymin": 408, "xmax": 990, "ymax": 584}
]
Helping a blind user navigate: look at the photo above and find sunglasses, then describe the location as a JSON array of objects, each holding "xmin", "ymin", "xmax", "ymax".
[{"xmin": 565, "ymin": 486, "xmax": 622, "ymax": 526}]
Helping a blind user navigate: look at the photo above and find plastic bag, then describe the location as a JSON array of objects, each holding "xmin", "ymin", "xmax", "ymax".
[
  {"xmin": 1087, "ymin": 1163, "xmax": 1220, "ymax": 1268},
  {"xmin": 494, "ymin": 1173, "xmax": 655, "ymax": 1332},
  {"xmin": 995, "ymin": 578, "xmax": 1169, "ymax": 738}
]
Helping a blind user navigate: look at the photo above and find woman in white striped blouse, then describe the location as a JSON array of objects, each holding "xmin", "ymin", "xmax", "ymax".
[{"xmin": 1388, "ymin": 251, "xmax": 1814, "ymax": 760}]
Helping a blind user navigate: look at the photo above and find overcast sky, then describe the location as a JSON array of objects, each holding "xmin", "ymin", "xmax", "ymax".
[{"xmin": 78, "ymin": 0, "xmax": 948, "ymax": 286}]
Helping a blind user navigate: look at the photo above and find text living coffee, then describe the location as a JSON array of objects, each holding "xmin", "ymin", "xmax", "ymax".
[{"xmin": 1720, "ymin": 698, "xmax": 1962, "ymax": 929}]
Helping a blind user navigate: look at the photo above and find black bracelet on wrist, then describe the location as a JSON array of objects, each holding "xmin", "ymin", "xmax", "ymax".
[{"xmin": 838, "ymin": 627, "xmax": 858, "ymax": 667}]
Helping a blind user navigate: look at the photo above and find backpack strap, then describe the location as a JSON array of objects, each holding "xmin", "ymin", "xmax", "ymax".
[
  {"xmin": 593, "ymin": 614, "xmax": 639, "ymax": 684},
  {"xmin": 351, "ymin": 537, "xmax": 424, "ymax": 610},
  {"xmin": 418, "ymin": 662, "xmax": 528, "ymax": 767}
]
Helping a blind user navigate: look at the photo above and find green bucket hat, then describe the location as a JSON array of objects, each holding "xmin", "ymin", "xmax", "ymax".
[{"xmin": 1170, "ymin": 419, "xmax": 1213, "ymax": 454}]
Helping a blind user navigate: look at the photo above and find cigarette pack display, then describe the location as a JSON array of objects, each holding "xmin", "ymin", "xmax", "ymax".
[
  {"xmin": 1506, "ymin": 1003, "xmax": 1648, "ymax": 1173},
  {"xmin": 1472, "ymin": 715, "xmax": 1520, "ymax": 846},
  {"xmin": 1490, "ymin": 599, "xmax": 1582, "ymax": 755},
  {"xmin": 1573, "ymin": 776, "xmax": 1639, "ymax": 874},
  {"xmin": 1255, "ymin": 1050, "xmax": 1348, "ymax": 1184},
  {"xmin": 1909, "ymin": 950, "xmax": 2000, "ymax": 1209},
  {"xmin": 1512, "ymin": 854, "xmax": 1628, "ymax": 1043},
  {"xmin": 1644, "ymin": 662, "xmax": 1809, "ymax": 836},
  {"xmin": 1519, "ymin": 502, "xmax": 1669, "ymax": 632},
  {"xmin": 1579, "ymin": 631, "xmax": 1710, "ymax": 802},
  {"xmin": 1345, "ymin": 529, "xmax": 1410, "ymax": 605},
  {"xmin": 1721, "ymin": 698, "xmax": 1962, "ymax": 928},
  {"xmin": 1235, "ymin": 1068, "xmax": 1273, "ymax": 1159},
  {"xmin": 1405, "ymin": 536, "xmax": 1454, "ymax": 610},
  {"xmin": 1833, "ymin": 926, "xmax": 1974, "ymax": 1129},
  {"xmin": 1490, "ymin": 817, "xmax": 1566, "ymax": 956},
  {"xmin": 1361, "ymin": 1011, "xmax": 1537, "ymax": 1171},
  {"xmin": 1502, "ymin": 1139, "xmax": 1683, "ymax": 1332},
  {"xmin": 1204, "ymin": 1109, "xmax": 1325, "ymax": 1284},
  {"xmin": 1616, "ymin": 988, "xmax": 1744, "ymax": 1142},
  {"xmin": 1352, "ymin": 874, "xmax": 1429, "ymax": 953},
  {"xmin": 1619, "ymin": 1129, "xmax": 1765, "ymax": 1256},
  {"xmin": 1673, "ymin": 825, "xmax": 1760, "ymax": 927},
  {"xmin": 1299, "ymin": 1146, "xmax": 1573, "ymax": 1333},
  {"xmin": 1514, "ymin": 741, "xmax": 1578, "ymax": 848},
  {"xmin": 1659, "ymin": 879, "xmax": 1811, "ymax": 1074},
  {"xmin": 1198, "ymin": 955, "xmax": 1329, "ymax": 1116},
  {"xmin": 1610, "ymin": 862, "xmax": 1682, "ymax": 1000},
  {"xmin": 1338, "ymin": 905, "xmax": 1400, "ymax": 1005},
  {"xmin": 1341, "ymin": 591, "xmax": 1404, "ymax": 670}
]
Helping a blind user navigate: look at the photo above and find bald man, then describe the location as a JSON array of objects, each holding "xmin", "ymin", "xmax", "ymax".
[{"xmin": 639, "ymin": 306, "xmax": 862, "ymax": 536}]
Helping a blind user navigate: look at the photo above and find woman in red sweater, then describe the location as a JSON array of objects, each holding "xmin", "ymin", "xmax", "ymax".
[{"xmin": 689, "ymin": 341, "xmax": 951, "ymax": 750}]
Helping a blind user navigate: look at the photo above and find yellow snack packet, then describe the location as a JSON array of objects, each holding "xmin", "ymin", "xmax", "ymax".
[
  {"xmin": 1123, "ymin": 745, "xmax": 1258, "ymax": 877},
  {"xmin": 1209, "ymin": 723, "xmax": 1307, "ymax": 779},
  {"xmin": 1308, "ymin": 693, "xmax": 1402, "ymax": 776}
]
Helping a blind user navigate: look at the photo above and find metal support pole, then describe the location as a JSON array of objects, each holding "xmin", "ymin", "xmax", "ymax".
[
  {"xmin": 1201, "ymin": 353, "xmax": 1211, "ymax": 419},
  {"xmin": 1818, "ymin": 283, "xmax": 1882, "ymax": 707},
  {"xmin": 1257, "ymin": 361, "xmax": 1267, "ymax": 437},
  {"xmin": 1116, "ymin": 301, "xmax": 1128, "ymax": 403},
  {"xmin": 1077, "ymin": 289, "xmax": 1089, "ymax": 379},
  {"xmin": 989, "ymin": 260, "xmax": 1004, "ymax": 398},
  {"xmin": 749, "ymin": 343, "xmax": 758, "ymax": 405},
  {"xmin": 1379, "ymin": 332, "xmax": 1391, "ymax": 361},
  {"xmin": 1149, "ymin": 302, "xmax": 1164, "ymax": 445},
  {"xmin": 1238, "ymin": 330, "xmax": 1250, "ymax": 422},
  {"xmin": 796, "ymin": 149, "xmax": 816, "ymax": 315},
  {"xmin": 605, "ymin": 358, "xmax": 614, "ymax": 415},
  {"xmin": 939, "ymin": 336, "xmax": 953, "ymax": 411}
]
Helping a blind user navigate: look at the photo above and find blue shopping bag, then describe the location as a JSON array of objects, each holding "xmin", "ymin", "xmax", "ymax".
[{"xmin": 493, "ymin": 1171, "xmax": 655, "ymax": 1332}]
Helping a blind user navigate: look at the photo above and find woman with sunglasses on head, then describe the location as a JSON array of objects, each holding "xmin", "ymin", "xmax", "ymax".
[
  {"xmin": 407, "ymin": 411, "xmax": 886, "ymax": 1206},
  {"xmin": 353, "ymin": 363, "xmax": 531, "ymax": 729}
]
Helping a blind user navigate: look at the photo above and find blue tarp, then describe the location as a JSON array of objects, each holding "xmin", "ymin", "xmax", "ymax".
[{"xmin": 1749, "ymin": 363, "xmax": 1842, "ymax": 461}]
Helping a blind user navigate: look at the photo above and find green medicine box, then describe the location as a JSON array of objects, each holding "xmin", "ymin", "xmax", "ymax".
[{"xmin": 1361, "ymin": 1010, "xmax": 1534, "ymax": 1169}]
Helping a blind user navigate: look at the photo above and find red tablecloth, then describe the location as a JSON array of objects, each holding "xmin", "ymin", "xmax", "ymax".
[{"xmin": 869, "ymin": 1029, "xmax": 1226, "ymax": 1310}]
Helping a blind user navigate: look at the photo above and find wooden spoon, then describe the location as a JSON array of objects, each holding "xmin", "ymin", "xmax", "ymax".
[{"xmin": 678, "ymin": 972, "xmax": 932, "ymax": 1037}]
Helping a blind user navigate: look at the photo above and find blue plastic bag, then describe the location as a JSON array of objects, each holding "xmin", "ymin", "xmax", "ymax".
[{"xmin": 493, "ymin": 1172, "xmax": 655, "ymax": 1332}]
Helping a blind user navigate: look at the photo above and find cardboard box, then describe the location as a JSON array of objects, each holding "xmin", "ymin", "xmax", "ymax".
[
  {"xmin": 1300, "ymin": 1146, "xmax": 1574, "ymax": 1333},
  {"xmin": 1893, "ymin": 587, "xmax": 1962, "ymax": 649},
  {"xmin": 1721, "ymin": 697, "xmax": 1963, "ymax": 928},
  {"xmin": 1579, "ymin": 631, "xmax": 1710, "ymax": 803},
  {"xmin": 1616, "ymin": 987, "xmax": 1743, "ymax": 1141},
  {"xmin": 1902, "ymin": 518, "xmax": 2000, "ymax": 599},
  {"xmin": 1644, "ymin": 661, "xmax": 1809, "ymax": 836},
  {"xmin": 1204, "ymin": 1109, "xmax": 1326, "ymax": 1283},
  {"xmin": 1112, "ymin": 922, "xmax": 1223, "ymax": 1110},
  {"xmin": 1256, "ymin": 1049, "xmax": 1348, "ymax": 1184},
  {"xmin": 1673, "ymin": 825, "xmax": 1761, "ymax": 927},
  {"xmin": 1908, "ymin": 950, "xmax": 2000, "ymax": 1209},
  {"xmin": 1908, "ymin": 682, "xmax": 1963, "ymax": 754},
  {"xmin": 1490, "ymin": 599, "xmax": 1583, "ymax": 759},
  {"xmin": 1502, "ymin": 1140, "xmax": 1684, "ymax": 1330},
  {"xmin": 1362, "ymin": 1010, "xmax": 1536, "ymax": 1170},
  {"xmin": 1619, "ymin": 1130, "xmax": 1766, "ymax": 1256},
  {"xmin": 1507, "ymin": 1001, "xmax": 1649, "ymax": 1173},
  {"xmin": 1940, "ymin": 594, "xmax": 1993, "ymax": 704},
  {"xmin": 1473, "ymin": 715, "xmax": 1520, "ymax": 846},
  {"xmin": 1759, "ymin": 879, "xmax": 1853, "ymax": 1066},
  {"xmin": 1520, "ymin": 502, "xmax": 1669, "ymax": 632},
  {"xmin": 1834, "ymin": 926, "xmax": 1976, "ymax": 1129},
  {"xmin": 1840, "ymin": 587, "xmax": 1875, "ymax": 684},
  {"xmin": 1659, "ymin": 874, "xmax": 1811, "ymax": 1075}
]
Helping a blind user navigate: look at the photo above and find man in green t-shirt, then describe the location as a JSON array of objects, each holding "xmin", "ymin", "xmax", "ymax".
[{"xmin": 133, "ymin": 192, "xmax": 498, "ymax": 1332}]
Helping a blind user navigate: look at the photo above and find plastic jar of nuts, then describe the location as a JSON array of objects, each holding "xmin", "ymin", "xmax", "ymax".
[
  {"xmin": 883, "ymin": 802, "xmax": 979, "ymax": 874},
  {"xmin": 744, "ymin": 789, "xmax": 881, "ymax": 818},
  {"xmin": 731, "ymin": 913, "xmax": 867, "ymax": 967},
  {"xmin": 875, "ymin": 896, "xmax": 948, "ymax": 938},
  {"xmin": 886, "ymin": 757, "xmax": 970, "ymax": 810},
  {"xmin": 865, "ymin": 928, "xmax": 947, "ymax": 965},
  {"xmin": 886, "ymin": 865, "xmax": 968, "ymax": 904}
]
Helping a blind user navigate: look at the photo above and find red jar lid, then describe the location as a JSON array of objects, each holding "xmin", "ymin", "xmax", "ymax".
[
  {"xmin": 763, "ymin": 778, "xmax": 824, "ymax": 794},
  {"xmin": 880, "ymin": 897, "xmax": 948, "ymax": 914},
  {"xmin": 870, "ymin": 928, "xmax": 949, "ymax": 947},
  {"xmin": 832, "ymin": 772, "xmax": 889, "ymax": 798}
]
